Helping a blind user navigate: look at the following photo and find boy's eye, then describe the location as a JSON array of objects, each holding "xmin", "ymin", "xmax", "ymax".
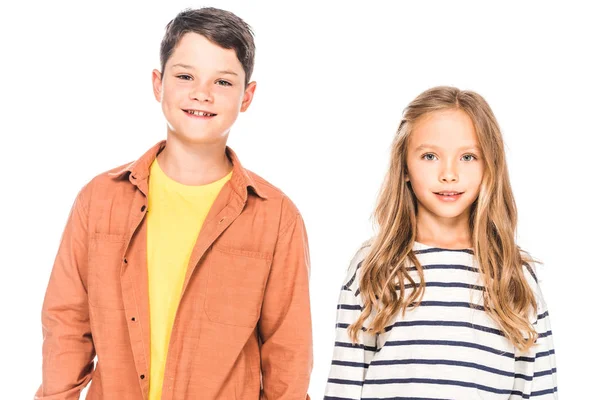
[
  {"xmin": 176, "ymin": 74, "xmax": 192, "ymax": 81},
  {"xmin": 216, "ymin": 79, "xmax": 232, "ymax": 87},
  {"xmin": 461, "ymin": 154, "xmax": 477, "ymax": 161},
  {"xmin": 422, "ymin": 153, "xmax": 437, "ymax": 161}
]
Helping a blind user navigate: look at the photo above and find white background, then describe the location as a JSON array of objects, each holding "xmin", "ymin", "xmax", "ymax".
[{"xmin": 1, "ymin": 0, "xmax": 598, "ymax": 398}]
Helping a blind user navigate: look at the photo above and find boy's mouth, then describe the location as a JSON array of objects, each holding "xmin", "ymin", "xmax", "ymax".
[{"xmin": 184, "ymin": 109, "xmax": 217, "ymax": 117}]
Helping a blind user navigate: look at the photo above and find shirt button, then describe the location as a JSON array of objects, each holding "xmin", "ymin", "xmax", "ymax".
[
  {"xmin": 131, "ymin": 317, "xmax": 136, "ymax": 321},
  {"xmin": 141, "ymin": 205, "xmax": 146, "ymax": 212},
  {"xmin": 140, "ymin": 374, "xmax": 145, "ymax": 379},
  {"xmin": 124, "ymin": 258, "xmax": 128, "ymax": 264}
]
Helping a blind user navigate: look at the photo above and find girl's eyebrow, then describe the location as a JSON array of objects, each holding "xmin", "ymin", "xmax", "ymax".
[{"xmin": 414, "ymin": 144, "xmax": 481, "ymax": 152}]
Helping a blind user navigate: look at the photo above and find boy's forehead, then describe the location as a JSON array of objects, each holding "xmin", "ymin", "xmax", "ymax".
[{"xmin": 168, "ymin": 32, "xmax": 244, "ymax": 73}]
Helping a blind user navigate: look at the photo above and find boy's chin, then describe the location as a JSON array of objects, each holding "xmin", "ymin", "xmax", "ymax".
[{"xmin": 169, "ymin": 130, "xmax": 228, "ymax": 146}]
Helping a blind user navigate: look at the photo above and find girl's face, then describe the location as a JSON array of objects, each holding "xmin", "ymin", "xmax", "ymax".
[{"xmin": 405, "ymin": 109, "xmax": 484, "ymax": 223}]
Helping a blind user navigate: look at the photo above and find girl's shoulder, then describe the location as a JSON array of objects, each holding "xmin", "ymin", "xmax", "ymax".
[
  {"xmin": 519, "ymin": 251, "xmax": 551, "ymax": 322},
  {"xmin": 341, "ymin": 239, "xmax": 374, "ymax": 293}
]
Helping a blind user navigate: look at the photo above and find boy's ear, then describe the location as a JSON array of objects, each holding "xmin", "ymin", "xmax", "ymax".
[
  {"xmin": 152, "ymin": 69, "xmax": 163, "ymax": 102},
  {"xmin": 240, "ymin": 81, "xmax": 257, "ymax": 112}
]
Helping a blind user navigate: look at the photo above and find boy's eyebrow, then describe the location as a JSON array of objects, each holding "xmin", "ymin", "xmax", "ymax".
[
  {"xmin": 218, "ymin": 70, "xmax": 239, "ymax": 76},
  {"xmin": 171, "ymin": 63, "xmax": 194, "ymax": 70},
  {"xmin": 170, "ymin": 64, "xmax": 239, "ymax": 77}
]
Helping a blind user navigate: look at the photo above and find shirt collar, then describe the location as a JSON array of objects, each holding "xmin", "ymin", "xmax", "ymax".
[{"xmin": 108, "ymin": 140, "xmax": 268, "ymax": 200}]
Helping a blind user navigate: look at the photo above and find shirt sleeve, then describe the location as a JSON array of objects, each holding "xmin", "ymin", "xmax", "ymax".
[
  {"xmin": 258, "ymin": 201, "xmax": 312, "ymax": 400},
  {"xmin": 35, "ymin": 187, "xmax": 96, "ymax": 400},
  {"xmin": 513, "ymin": 264, "xmax": 558, "ymax": 399},
  {"xmin": 324, "ymin": 245, "xmax": 377, "ymax": 400}
]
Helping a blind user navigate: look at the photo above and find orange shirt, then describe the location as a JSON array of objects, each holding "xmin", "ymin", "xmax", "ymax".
[{"xmin": 36, "ymin": 141, "xmax": 313, "ymax": 399}]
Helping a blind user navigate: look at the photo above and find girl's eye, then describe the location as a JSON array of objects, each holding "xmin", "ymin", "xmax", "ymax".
[
  {"xmin": 461, "ymin": 154, "xmax": 477, "ymax": 161},
  {"xmin": 422, "ymin": 153, "xmax": 437, "ymax": 161},
  {"xmin": 216, "ymin": 79, "xmax": 232, "ymax": 86},
  {"xmin": 176, "ymin": 74, "xmax": 192, "ymax": 81}
]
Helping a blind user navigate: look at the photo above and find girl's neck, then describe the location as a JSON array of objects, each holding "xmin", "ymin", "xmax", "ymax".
[{"xmin": 415, "ymin": 208, "xmax": 472, "ymax": 250}]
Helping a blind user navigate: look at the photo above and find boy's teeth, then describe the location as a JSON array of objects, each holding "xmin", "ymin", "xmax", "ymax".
[{"xmin": 188, "ymin": 110, "xmax": 213, "ymax": 116}]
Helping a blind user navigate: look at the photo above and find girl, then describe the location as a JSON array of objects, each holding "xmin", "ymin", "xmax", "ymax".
[{"xmin": 324, "ymin": 86, "xmax": 557, "ymax": 399}]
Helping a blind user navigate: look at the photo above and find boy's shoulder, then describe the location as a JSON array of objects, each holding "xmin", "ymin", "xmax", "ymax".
[
  {"xmin": 244, "ymin": 169, "xmax": 302, "ymax": 226},
  {"xmin": 75, "ymin": 160, "xmax": 138, "ymax": 206},
  {"xmin": 246, "ymin": 169, "xmax": 288, "ymax": 201}
]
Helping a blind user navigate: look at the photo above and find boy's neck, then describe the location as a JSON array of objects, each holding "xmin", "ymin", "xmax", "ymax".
[
  {"xmin": 415, "ymin": 209, "xmax": 472, "ymax": 250},
  {"xmin": 156, "ymin": 136, "xmax": 233, "ymax": 186}
]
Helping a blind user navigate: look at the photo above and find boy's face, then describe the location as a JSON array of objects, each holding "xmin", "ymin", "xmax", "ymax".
[
  {"xmin": 406, "ymin": 109, "xmax": 484, "ymax": 223},
  {"xmin": 152, "ymin": 32, "xmax": 256, "ymax": 146}
]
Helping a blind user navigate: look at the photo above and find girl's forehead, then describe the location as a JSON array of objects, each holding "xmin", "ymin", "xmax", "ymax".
[{"xmin": 409, "ymin": 109, "xmax": 479, "ymax": 148}]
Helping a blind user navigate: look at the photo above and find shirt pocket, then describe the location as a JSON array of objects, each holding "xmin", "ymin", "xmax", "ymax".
[
  {"xmin": 204, "ymin": 245, "xmax": 272, "ymax": 327},
  {"xmin": 88, "ymin": 233, "xmax": 127, "ymax": 310}
]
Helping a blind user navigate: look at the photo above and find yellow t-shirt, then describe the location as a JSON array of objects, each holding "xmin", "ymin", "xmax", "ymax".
[{"xmin": 146, "ymin": 158, "xmax": 231, "ymax": 400}]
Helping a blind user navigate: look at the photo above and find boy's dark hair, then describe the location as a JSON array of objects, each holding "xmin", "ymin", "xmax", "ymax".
[{"xmin": 160, "ymin": 7, "xmax": 255, "ymax": 85}]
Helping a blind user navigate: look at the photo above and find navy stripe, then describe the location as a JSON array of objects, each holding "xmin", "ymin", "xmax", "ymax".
[
  {"xmin": 383, "ymin": 320, "xmax": 505, "ymax": 336},
  {"xmin": 531, "ymin": 387, "xmax": 558, "ymax": 397},
  {"xmin": 337, "ymin": 301, "xmax": 485, "ymax": 312},
  {"xmin": 524, "ymin": 262, "xmax": 538, "ymax": 283},
  {"xmin": 334, "ymin": 341, "xmax": 377, "ymax": 352},
  {"xmin": 339, "ymin": 301, "xmax": 547, "ymax": 320},
  {"xmin": 343, "ymin": 261, "xmax": 362, "ymax": 291},
  {"xmin": 515, "ymin": 355, "xmax": 535, "ymax": 362},
  {"xmin": 324, "ymin": 397, "xmax": 356, "ymax": 400},
  {"xmin": 534, "ymin": 349, "xmax": 555, "ymax": 358},
  {"xmin": 414, "ymin": 247, "xmax": 474, "ymax": 255},
  {"xmin": 327, "ymin": 377, "xmax": 363, "ymax": 386},
  {"xmin": 413, "ymin": 300, "xmax": 484, "ymax": 310},
  {"xmin": 336, "ymin": 320, "xmax": 504, "ymax": 337},
  {"xmin": 379, "ymin": 339, "xmax": 515, "ymax": 358},
  {"xmin": 538, "ymin": 330, "xmax": 552, "ymax": 338},
  {"xmin": 516, "ymin": 349, "xmax": 555, "ymax": 362},
  {"xmin": 408, "ymin": 264, "xmax": 479, "ymax": 273},
  {"xmin": 534, "ymin": 368, "xmax": 557, "ymax": 378},
  {"xmin": 363, "ymin": 377, "xmax": 518, "ymax": 395},
  {"xmin": 338, "ymin": 304, "xmax": 362, "ymax": 310},
  {"xmin": 514, "ymin": 373, "xmax": 532, "ymax": 381},
  {"xmin": 369, "ymin": 358, "xmax": 518, "ymax": 379},
  {"xmin": 331, "ymin": 359, "xmax": 369, "ymax": 368},
  {"xmin": 326, "ymin": 397, "xmax": 449, "ymax": 400},
  {"xmin": 362, "ymin": 397, "xmax": 451, "ymax": 400},
  {"xmin": 358, "ymin": 280, "xmax": 485, "ymax": 297},
  {"xmin": 403, "ymin": 282, "xmax": 485, "ymax": 291}
]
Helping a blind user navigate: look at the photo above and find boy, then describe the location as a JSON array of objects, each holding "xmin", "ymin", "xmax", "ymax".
[{"xmin": 36, "ymin": 7, "xmax": 312, "ymax": 399}]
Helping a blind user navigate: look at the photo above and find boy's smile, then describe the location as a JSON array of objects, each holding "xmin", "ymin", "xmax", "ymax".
[
  {"xmin": 152, "ymin": 32, "xmax": 256, "ymax": 146},
  {"xmin": 183, "ymin": 109, "xmax": 218, "ymax": 118}
]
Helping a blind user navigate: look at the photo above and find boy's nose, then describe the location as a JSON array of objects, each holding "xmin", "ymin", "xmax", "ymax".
[{"xmin": 189, "ymin": 83, "xmax": 213, "ymax": 102}]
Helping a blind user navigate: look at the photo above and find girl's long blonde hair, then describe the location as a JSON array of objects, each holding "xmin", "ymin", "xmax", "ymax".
[{"xmin": 349, "ymin": 86, "xmax": 538, "ymax": 351}]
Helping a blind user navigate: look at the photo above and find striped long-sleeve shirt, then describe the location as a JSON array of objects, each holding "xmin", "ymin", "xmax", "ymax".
[{"xmin": 324, "ymin": 242, "xmax": 558, "ymax": 399}]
